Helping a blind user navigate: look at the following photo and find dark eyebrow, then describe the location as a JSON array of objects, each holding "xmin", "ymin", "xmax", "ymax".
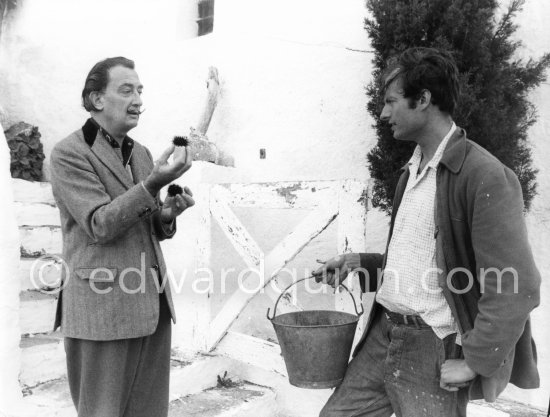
[{"xmin": 118, "ymin": 83, "xmax": 143, "ymax": 91}]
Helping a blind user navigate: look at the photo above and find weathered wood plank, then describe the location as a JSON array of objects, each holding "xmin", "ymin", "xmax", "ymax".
[
  {"xmin": 261, "ymin": 200, "xmax": 339, "ymax": 314},
  {"xmin": 169, "ymin": 355, "xmax": 236, "ymax": 401},
  {"xmin": 20, "ymin": 339, "xmax": 65, "ymax": 386},
  {"xmin": 11, "ymin": 179, "xmax": 55, "ymax": 205},
  {"xmin": 207, "ymin": 201, "xmax": 338, "ymax": 351},
  {"xmin": 189, "ymin": 185, "xmax": 212, "ymax": 352},
  {"xmin": 336, "ymin": 180, "xmax": 369, "ymax": 349},
  {"xmin": 19, "ymin": 257, "xmax": 63, "ymax": 292},
  {"xmin": 19, "ymin": 294, "xmax": 57, "ymax": 335},
  {"xmin": 210, "ymin": 185, "xmax": 263, "ymax": 269},
  {"xmin": 14, "ymin": 202, "xmax": 60, "ymax": 227},
  {"xmin": 19, "ymin": 226, "xmax": 62, "ymax": 257},
  {"xmin": 220, "ymin": 181, "xmax": 337, "ymax": 209},
  {"xmin": 215, "ymin": 331, "xmax": 287, "ymax": 377}
]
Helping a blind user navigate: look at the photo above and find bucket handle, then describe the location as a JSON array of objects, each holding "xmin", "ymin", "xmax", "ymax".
[{"xmin": 266, "ymin": 276, "xmax": 364, "ymax": 321}]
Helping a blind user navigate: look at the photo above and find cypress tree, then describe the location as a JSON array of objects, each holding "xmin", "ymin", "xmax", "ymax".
[{"xmin": 365, "ymin": 0, "xmax": 550, "ymax": 212}]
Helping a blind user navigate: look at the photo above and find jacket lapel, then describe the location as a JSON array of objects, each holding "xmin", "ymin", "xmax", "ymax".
[
  {"xmin": 129, "ymin": 144, "xmax": 154, "ymax": 184},
  {"xmin": 90, "ymin": 131, "xmax": 135, "ymax": 189},
  {"xmin": 439, "ymin": 128, "xmax": 467, "ymax": 174}
]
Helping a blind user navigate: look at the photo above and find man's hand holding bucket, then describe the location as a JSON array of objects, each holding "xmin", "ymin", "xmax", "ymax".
[{"xmin": 312, "ymin": 253, "xmax": 362, "ymax": 287}]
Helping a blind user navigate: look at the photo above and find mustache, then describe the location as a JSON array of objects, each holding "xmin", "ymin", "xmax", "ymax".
[{"xmin": 128, "ymin": 108, "xmax": 146, "ymax": 115}]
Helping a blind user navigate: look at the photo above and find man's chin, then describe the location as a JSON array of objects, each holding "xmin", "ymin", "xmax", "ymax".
[
  {"xmin": 125, "ymin": 118, "xmax": 139, "ymax": 130},
  {"xmin": 393, "ymin": 132, "xmax": 411, "ymax": 142}
]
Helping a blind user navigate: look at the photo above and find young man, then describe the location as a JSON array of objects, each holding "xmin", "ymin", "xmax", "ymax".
[
  {"xmin": 50, "ymin": 57, "xmax": 194, "ymax": 417},
  {"xmin": 314, "ymin": 47, "xmax": 540, "ymax": 417}
]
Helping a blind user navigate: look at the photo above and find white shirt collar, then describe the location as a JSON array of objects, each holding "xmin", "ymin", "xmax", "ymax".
[{"xmin": 409, "ymin": 122, "xmax": 457, "ymax": 171}]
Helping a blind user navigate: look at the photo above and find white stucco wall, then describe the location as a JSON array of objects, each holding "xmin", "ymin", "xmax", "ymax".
[
  {"xmin": 0, "ymin": 0, "xmax": 212, "ymax": 180},
  {"xmin": 0, "ymin": 0, "xmax": 549, "ymax": 411},
  {"xmin": 0, "ymin": 1, "xmax": 546, "ymax": 187},
  {"xmin": 208, "ymin": 0, "xmax": 373, "ymax": 182},
  {"xmin": 505, "ymin": 0, "xmax": 550, "ymax": 409},
  {"xmin": 0, "ymin": 0, "xmax": 372, "ymax": 183},
  {"xmin": 0, "ymin": 125, "xmax": 24, "ymax": 415}
]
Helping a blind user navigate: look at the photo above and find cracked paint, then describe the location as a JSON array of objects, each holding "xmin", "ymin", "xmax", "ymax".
[{"xmin": 275, "ymin": 184, "xmax": 303, "ymax": 205}]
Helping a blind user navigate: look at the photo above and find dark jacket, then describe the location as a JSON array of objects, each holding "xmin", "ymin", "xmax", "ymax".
[{"xmin": 356, "ymin": 127, "xmax": 540, "ymax": 402}]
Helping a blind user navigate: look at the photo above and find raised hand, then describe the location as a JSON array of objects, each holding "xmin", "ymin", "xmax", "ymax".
[
  {"xmin": 160, "ymin": 186, "xmax": 195, "ymax": 222},
  {"xmin": 144, "ymin": 144, "xmax": 192, "ymax": 196},
  {"xmin": 311, "ymin": 253, "xmax": 361, "ymax": 287}
]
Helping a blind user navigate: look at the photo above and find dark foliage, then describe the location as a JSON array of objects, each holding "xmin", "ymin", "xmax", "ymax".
[
  {"xmin": 5, "ymin": 122, "xmax": 45, "ymax": 181},
  {"xmin": 365, "ymin": 0, "xmax": 550, "ymax": 212}
]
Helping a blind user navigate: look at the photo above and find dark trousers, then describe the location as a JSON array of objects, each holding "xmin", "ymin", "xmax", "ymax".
[
  {"xmin": 64, "ymin": 297, "xmax": 172, "ymax": 417},
  {"xmin": 320, "ymin": 307, "xmax": 468, "ymax": 417}
]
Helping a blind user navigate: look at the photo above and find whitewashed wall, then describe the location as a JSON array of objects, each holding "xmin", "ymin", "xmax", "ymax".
[
  {"xmin": 0, "ymin": 0, "xmax": 548, "ymax": 410},
  {"xmin": 505, "ymin": 0, "xmax": 550, "ymax": 409},
  {"xmin": 0, "ymin": 0, "xmax": 372, "ymax": 183},
  {"xmin": 0, "ymin": 0, "xmax": 212, "ymax": 179},
  {"xmin": 0, "ymin": 126, "xmax": 24, "ymax": 415},
  {"xmin": 207, "ymin": 0, "xmax": 373, "ymax": 182}
]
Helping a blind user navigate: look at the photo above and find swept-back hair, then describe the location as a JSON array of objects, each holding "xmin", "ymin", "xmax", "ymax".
[
  {"xmin": 383, "ymin": 47, "xmax": 460, "ymax": 115},
  {"xmin": 81, "ymin": 57, "xmax": 135, "ymax": 112}
]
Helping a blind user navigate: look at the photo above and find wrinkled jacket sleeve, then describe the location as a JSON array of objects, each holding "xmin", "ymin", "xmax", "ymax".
[
  {"xmin": 50, "ymin": 142, "xmax": 159, "ymax": 245},
  {"xmin": 143, "ymin": 146, "xmax": 177, "ymax": 241},
  {"xmin": 151, "ymin": 201, "xmax": 177, "ymax": 241},
  {"xmin": 357, "ymin": 253, "xmax": 384, "ymax": 292},
  {"xmin": 462, "ymin": 165, "xmax": 541, "ymax": 378}
]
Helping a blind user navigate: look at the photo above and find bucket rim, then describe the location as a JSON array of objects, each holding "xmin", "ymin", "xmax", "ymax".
[
  {"xmin": 266, "ymin": 277, "xmax": 364, "ymax": 321},
  {"xmin": 271, "ymin": 309, "xmax": 360, "ymax": 329}
]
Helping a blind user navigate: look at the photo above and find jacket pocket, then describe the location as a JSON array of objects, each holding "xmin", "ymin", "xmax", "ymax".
[{"xmin": 76, "ymin": 267, "xmax": 117, "ymax": 282}]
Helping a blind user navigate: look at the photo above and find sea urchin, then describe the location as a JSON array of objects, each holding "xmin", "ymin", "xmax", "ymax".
[
  {"xmin": 167, "ymin": 184, "xmax": 183, "ymax": 197},
  {"xmin": 173, "ymin": 136, "xmax": 189, "ymax": 147}
]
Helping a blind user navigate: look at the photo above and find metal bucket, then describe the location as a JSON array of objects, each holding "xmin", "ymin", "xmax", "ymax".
[{"xmin": 267, "ymin": 277, "xmax": 363, "ymax": 389}]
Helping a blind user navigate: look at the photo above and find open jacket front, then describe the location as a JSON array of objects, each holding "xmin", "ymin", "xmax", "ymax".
[
  {"xmin": 51, "ymin": 120, "xmax": 177, "ymax": 341},
  {"xmin": 355, "ymin": 128, "xmax": 541, "ymax": 402}
]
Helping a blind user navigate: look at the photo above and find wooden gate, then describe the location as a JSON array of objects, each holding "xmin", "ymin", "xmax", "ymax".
[{"xmin": 185, "ymin": 179, "xmax": 369, "ymax": 374}]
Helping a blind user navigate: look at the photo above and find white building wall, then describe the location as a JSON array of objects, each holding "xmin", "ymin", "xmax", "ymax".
[
  {"xmin": 0, "ymin": 125, "xmax": 24, "ymax": 415},
  {"xmin": 0, "ymin": 0, "xmax": 210, "ymax": 179},
  {"xmin": 208, "ymin": 0, "xmax": 373, "ymax": 182},
  {"xmin": 0, "ymin": 0, "xmax": 373, "ymax": 183},
  {"xmin": 0, "ymin": 0, "xmax": 548, "ymax": 410},
  {"xmin": 508, "ymin": 0, "xmax": 550, "ymax": 409}
]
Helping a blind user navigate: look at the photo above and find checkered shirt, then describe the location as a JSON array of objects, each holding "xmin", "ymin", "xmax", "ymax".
[{"xmin": 376, "ymin": 123, "xmax": 461, "ymax": 342}]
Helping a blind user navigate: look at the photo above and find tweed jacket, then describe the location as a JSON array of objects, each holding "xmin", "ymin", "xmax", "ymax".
[
  {"xmin": 50, "ymin": 120, "xmax": 177, "ymax": 340},
  {"xmin": 355, "ymin": 127, "xmax": 541, "ymax": 402}
]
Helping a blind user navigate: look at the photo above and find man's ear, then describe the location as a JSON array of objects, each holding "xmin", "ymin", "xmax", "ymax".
[
  {"xmin": 418, "ymin": 89, "xmax": 432, "ymax": 110},
  {"xmin": 89, "ymin": 91, "xmax": 104, "ymax": 111}
]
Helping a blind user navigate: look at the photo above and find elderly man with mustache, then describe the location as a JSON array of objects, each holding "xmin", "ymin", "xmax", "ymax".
[{"xmin": 50, "ymin": 57, "xmax": 194, "ymax": 417}]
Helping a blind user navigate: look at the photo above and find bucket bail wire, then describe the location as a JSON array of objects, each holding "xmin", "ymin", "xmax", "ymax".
[
  {"xmin": 267, "ymin": 276, "xmax": 364, "ymax": 389},
  {"xmin": 266, "ymin": 276, "xmax": 364, "ymax": 320}
]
